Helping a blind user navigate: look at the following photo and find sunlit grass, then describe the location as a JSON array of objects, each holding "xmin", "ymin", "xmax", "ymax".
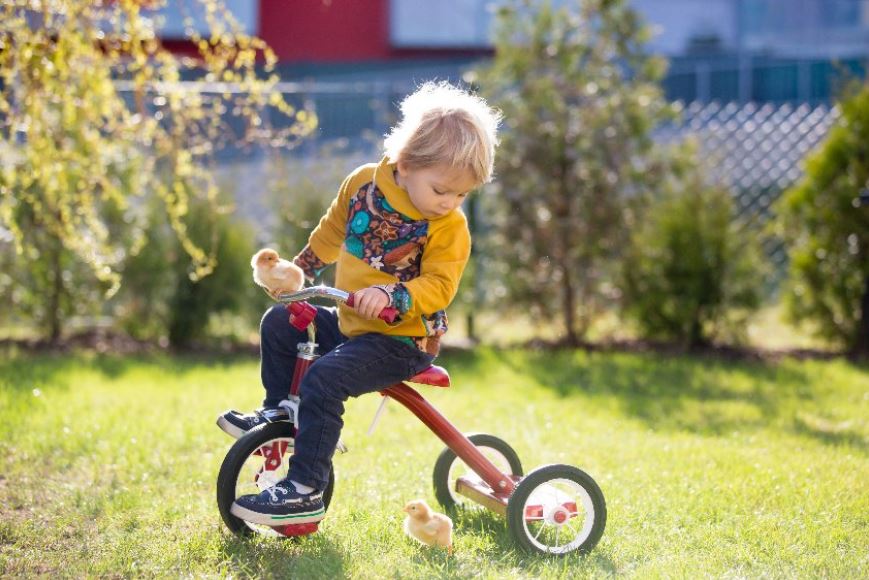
[{"xmin": 1, "ymin": 349, "xmax": 867, "ymax": 578}]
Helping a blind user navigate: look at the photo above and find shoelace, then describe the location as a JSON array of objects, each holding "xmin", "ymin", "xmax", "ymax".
[
  {"xmin": 265, "ymin": 483, "xmax": 292, "ymax": 503},
  {"xmin": 254, "ymin": 408, "xmax": 284, "ymax": 422}
]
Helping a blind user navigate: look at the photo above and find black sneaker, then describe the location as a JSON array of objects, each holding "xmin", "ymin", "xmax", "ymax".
[
  {"xmin": 231, "ymin": 480, "xmax": 325, "ymax": 526},
  {"xmin": 216, "ymin": 407, "xmax": 289, "ymax": 439}
]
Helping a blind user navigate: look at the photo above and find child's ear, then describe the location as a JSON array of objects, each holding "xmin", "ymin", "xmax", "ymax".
[{"xmin": 395, "ymin": 160, "xmax": 409, "ymax": 177}]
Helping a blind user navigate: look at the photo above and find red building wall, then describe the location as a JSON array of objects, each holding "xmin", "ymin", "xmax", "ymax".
[{"xmin": 260, "ymin": 0, "xmax": 391, "ymax": 62}]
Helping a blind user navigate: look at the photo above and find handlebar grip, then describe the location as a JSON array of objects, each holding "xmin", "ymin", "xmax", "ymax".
[
  {"xmin": 346, "ymin": 292, "xmax": 399, "ymax": 324},
  {"xmin": 287, "ymin": 301, "xmax": 317, "ymax": 331}
]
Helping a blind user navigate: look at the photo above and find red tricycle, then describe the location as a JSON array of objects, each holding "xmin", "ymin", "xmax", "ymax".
[{"xmin": 216, "ymin": 286, "xmax": 606, "ymax": 555}]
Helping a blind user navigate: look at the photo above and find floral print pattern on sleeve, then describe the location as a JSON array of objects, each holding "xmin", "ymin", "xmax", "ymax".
[
  {"xmin": 373, "ymin": 282, "xmax": 448, "ymax": 341},
  {"xmin": 373, "ymin": 282, "xmax": 413, "ymax": 321},
  {"xmin": 293, "ymin": 245, "xmax": 328, "ymax": 282}
]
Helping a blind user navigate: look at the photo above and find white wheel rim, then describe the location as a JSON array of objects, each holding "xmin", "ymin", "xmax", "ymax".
[
  {"xmin": 235, "ymin": 437, "xmax": 295, "ymax": 536},
  {"xmin": 447, "ymin": 446, "xmax": 515, "ymax": 506},
  {"xmin": 520, "ymin": 478, "xmax": 595, "ymax": 554}
]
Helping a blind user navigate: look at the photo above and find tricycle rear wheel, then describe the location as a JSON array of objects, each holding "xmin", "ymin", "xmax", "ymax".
[
  {"xmin": 432, "ymin": 433, "xmax": 523, "ymax": 510},
  {"xmin": 506, "ymin": 464, "xmax": 606, "ymax": 555}
]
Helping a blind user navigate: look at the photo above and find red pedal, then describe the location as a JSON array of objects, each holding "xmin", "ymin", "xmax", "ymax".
[{"xmin": 275, "ymin": 522, "xmax": 319, "ymax": 536}]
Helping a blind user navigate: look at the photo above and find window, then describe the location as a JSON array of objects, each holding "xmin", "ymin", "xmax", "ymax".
[
  {"xmin": 148, "ymin": 0, "xmax": 258, "ymax": 39},
  {"xmin": 390, "ymin": 0, "xmax": 496, "ymax": 48}
]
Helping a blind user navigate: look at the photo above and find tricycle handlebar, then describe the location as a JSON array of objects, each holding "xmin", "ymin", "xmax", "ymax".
[
  {"xmin": 276, "ymin": 285, "xmax": 398, "ymax": 324},
  {"xmin": 276, "ymin": 285, "xmax": 351, "ymax": 305}
]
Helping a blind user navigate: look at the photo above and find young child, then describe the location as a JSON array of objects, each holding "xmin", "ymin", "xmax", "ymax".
[{"xmin": 220, "ymin": 81, "xmax": 501, "ymax": 526}]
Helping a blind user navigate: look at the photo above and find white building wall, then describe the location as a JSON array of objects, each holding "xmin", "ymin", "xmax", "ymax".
[{"xmin": 389, "ymin": 0, "xmax": 868, "ymax": 58}]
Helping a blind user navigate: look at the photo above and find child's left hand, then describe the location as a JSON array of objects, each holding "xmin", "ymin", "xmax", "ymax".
[{"xmin": 352, "ymin": 287, "xmax": 390, "ymax": 320}]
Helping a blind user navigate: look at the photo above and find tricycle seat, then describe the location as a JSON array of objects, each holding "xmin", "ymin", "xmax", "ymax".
[{"xmin": 405, "ymin": 365, "xmax": 450, "ymax": 388}]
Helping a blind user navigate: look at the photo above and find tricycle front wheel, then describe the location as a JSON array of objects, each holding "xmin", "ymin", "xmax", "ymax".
[
  {"xmin": 216, "ymin": 421, "xmax": 335, "ymax": 537},
  {"xmin": 506, "ymin": 464, "xmax": 606, "ymax": 555}
]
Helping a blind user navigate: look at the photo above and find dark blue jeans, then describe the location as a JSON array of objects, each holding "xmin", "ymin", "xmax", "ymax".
[{"xmin": 259, "ymin": 305, "xmax": 434, "ymax": 490}]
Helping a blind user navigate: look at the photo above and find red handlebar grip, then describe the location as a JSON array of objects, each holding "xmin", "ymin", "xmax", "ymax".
[
  {"xmin": 346, "ymin": 292, "xmax": 399, "ymax": 323},
  {"xmin": 287, "ymin": 301, "xmax": 317, "ymax": 331},
  {"xmin": 379, "ymin": 307, "xmax": 399, "ymax": 324}
]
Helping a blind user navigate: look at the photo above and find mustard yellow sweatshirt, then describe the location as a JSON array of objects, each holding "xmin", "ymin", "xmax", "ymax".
[{"xmin": 293, "ymin": 157, "xmax": 471, "ymax": 353}]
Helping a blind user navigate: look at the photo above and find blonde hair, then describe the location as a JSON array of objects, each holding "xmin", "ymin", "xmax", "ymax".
[{"xmin": 383, "ymin": 81, "xmax": 502, "ymax": 185}]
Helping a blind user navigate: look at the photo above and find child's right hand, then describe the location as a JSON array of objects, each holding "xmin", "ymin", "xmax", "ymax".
[{"xmin": 352, "ymin": 287, "xmax": 391, "ymax": 320}]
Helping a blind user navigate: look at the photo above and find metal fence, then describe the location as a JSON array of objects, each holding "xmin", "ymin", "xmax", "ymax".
[
  {"xmin": 657, "ymin": 100, "xmax": 839, "ymax": 269},
  {"xmin": 199, "ymin": 82, "xmax": 839, "ymax": 274}
]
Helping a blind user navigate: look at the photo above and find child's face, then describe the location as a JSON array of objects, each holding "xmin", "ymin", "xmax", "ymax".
[{"xmin": 396, "ymin": 162, "xmax": 478, "ymax": 219}]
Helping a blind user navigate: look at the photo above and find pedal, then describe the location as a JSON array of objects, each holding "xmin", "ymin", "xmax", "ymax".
[{"xmin": 274, "ymin": 522, "xmax": 319, "ymax": 537}]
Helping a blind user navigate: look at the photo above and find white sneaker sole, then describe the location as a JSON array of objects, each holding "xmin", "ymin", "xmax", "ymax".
[
  {"xmin": 216, "ymin": 415, "xmax": 247, "ymax": 439},
  {"xmin": 230, "ymin": 501, "xmax": 326, "ymax": 525}
]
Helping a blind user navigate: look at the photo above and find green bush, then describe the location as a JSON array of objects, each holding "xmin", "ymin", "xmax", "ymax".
[
  {"xmin": 166, "ymin": 200, "xmax": 261, "ymax": 349},
  {"xmin": 114, "ymin": 152, "xmax": 364, "ymax": 348},
  {"xmin": 776, "ymin": 84, "xmax": 869, "ymax": 357},
  {"xmin": 113, "ymin": 195, "xmax": 262, "ymax": 349},
  {"xmin": 112, "ymin": 202, "xmax": 175, "ymax": 342},
  {"xmin": 621, "ymin": 178, "xmax": 765, "ymax": 347}
]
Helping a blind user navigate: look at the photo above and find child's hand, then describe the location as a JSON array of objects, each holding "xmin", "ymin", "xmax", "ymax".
[{"xmin": 352, "ymin": 287, "xmax": 390, "ymax": 320}]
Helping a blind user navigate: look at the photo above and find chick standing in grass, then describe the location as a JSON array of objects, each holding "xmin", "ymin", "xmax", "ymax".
[
  {"xmin": 403, "ymin": 499, "xmax": 453, "ymax": 554},
  {"xmin": 251, "ymin": 248, "xmax": 305, "ymax": 298}
]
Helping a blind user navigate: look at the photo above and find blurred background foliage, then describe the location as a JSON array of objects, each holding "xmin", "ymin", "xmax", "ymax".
[
  {"xmin": 0, "ymin": 0, "xmax": 313, "ymax": 348},
  {"xmin": 476, "ymin": 0, "xmax": 676, "ymax": 345},
  {"xmin": 0, "ymin": 0, "xmax": 866, "ymax": 357},
  {"xmin": 776, "ymin": 83, "xmax": 869, "ymax": 357},
  {"xmin": 621, "ymin": 163, "xmax": 765, "ymax": 347}
]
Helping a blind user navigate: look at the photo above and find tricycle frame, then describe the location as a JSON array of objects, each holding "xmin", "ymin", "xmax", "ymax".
[{"xmin": 218, "ymin": 286, "xmax": 606, "ymax": 555}]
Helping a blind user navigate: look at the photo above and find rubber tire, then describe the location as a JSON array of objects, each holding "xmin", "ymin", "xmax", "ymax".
[
  {"xmin": 506, "ymin": 464, "xmax": 606, "ymax": 555},
  {"xmin": 216, "ymin": 421, "xmax": 335, "ymax": 536},
  {"xmin": 432, "ymin": 433, "xmax": 523, "ymax": 510}
]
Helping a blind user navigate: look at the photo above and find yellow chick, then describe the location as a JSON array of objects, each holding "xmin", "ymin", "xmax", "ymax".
[
  {"xmin": 402, "ymin": 499, "xmax": 453, "ymax": 554},
  {"xmin": 251, "ymin": 248, "xmax": 304, "ymax": 298}
]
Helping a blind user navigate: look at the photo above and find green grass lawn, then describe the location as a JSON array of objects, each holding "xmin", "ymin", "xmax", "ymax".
[{"xmin": 1, "ymin": 348, "xmax": 867, "ymax": 578}]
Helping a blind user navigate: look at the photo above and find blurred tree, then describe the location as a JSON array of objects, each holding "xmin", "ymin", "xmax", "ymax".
[
  {"xmin": 776, "ymin": 84, "xmax": 869, "ymax": 358},
  {"xmin": 0, "ymin": 0, "xmax": 315, "ymax": 341},
  {"xmin": 474, "ymin": 0, "xmax": 675, "ymax": 344}
]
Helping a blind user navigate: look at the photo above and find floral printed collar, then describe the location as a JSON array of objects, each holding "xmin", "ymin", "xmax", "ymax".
[{"xmin": 373, "ymin": 156, "xmax": 425, "ymax": 221}]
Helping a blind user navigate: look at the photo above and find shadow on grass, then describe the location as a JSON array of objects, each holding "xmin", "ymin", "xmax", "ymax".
[
  {"xmin": 447, "ymin": 507, "xmax": 617, "ymax": 575},
  {"xmin": 0, "ymin": 351, "xmax": 258, "ymax": 393},
  {"xmin": 218, "ymin": 530, "xmax": 348, "ymax": 579},
  {"xmin": 793, "ymin": 412, "xmax": 869, "ymax": 451},
  {"xmin": 441, "ymin": 347, "xmax": 856, "ymax": 442}
]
